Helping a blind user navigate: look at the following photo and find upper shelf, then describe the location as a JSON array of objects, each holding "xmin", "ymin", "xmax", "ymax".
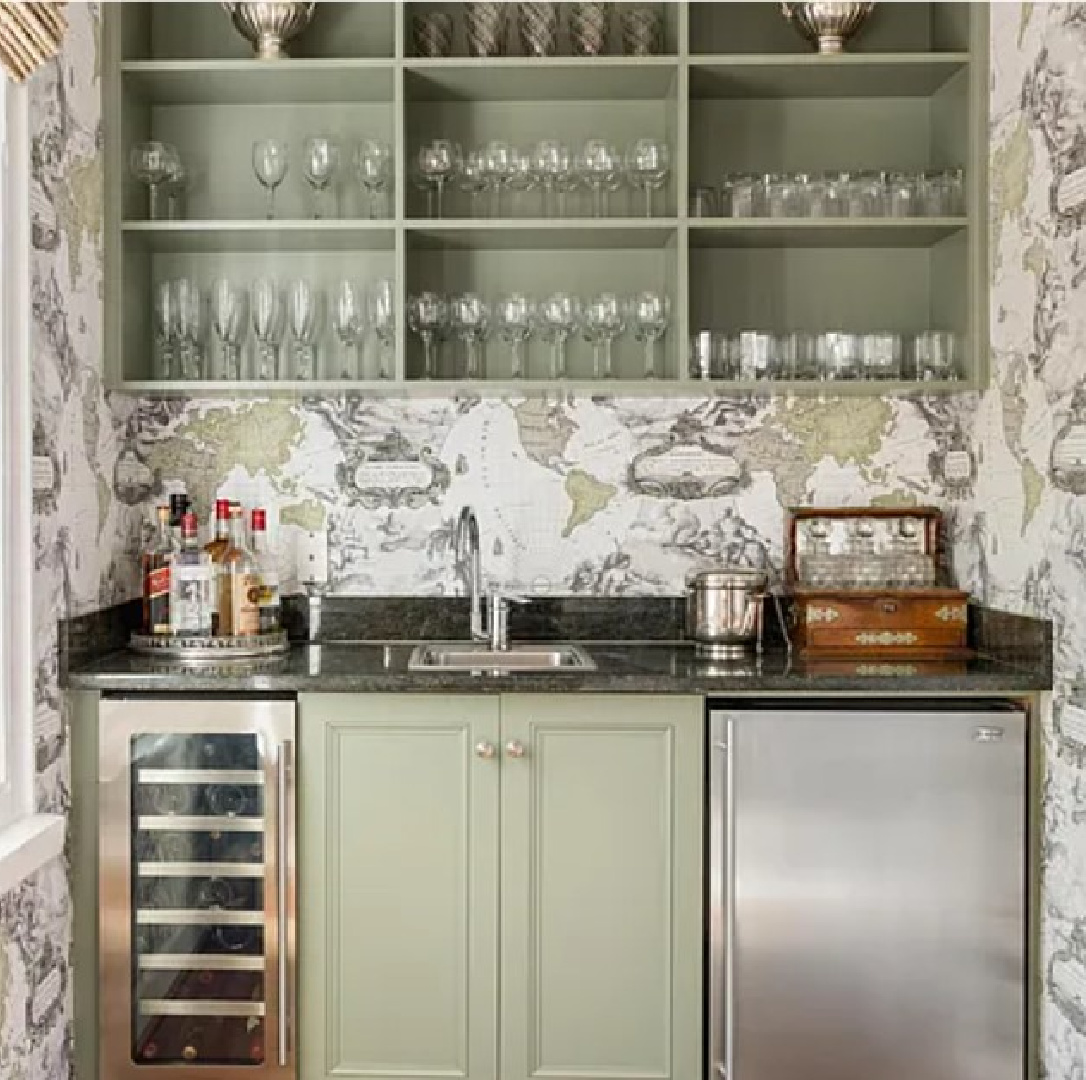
[
  {"xmin": 405, "ymin": 218, "xmax": 678, "ymax": 250},
  {"xmin": 689, "ymin": 217, "xmax": 969, "ymax": 249},
  {"xmin": 120, "ymin": 59, "xmax": 395, "ymax": 104},
  {"xmin": 122, "ymin": 220, "xmax": 395, "ymax": 254},
  {"xmin": 689, "ymin": 53, "xmax": 970, "ymax": 99}
]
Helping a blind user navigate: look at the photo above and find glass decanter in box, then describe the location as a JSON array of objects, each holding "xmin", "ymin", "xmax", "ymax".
[{"xmin": 785, "ymin": 507, "xmax": 971, "ymax": 656}]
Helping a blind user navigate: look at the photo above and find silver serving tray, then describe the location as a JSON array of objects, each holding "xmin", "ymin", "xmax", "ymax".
[{"xmin": 129, "ymin": 631, "xmax": 289, "ymax": 662}]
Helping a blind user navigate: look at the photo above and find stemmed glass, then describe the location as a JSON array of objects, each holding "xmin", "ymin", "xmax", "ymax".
[
  {"xmin": 288, "ymin": 279, "xmax": 325, "ymax": 380},
  {"xmin": 407, "ymin": 292, "xmax": 447, "ymax": 379},
  {"xmin": 583, "ymin": 292, "xmax": 626, "ymax": 379},
  {"xmin": 303, "ymin": 136, "xmax": 340, "ymax": 219},
  {"xmin": 332, "ymin": 280, "xmax": 364, "ymax": 380},
  {"xmin": 174, "ymin": 278, "xmax": 204, "ymax": 380},
  {"xmin": 152, "ymin": 281, "xmax": 177, "ymax": 380},
  {"xmin": 458, "ymin": 148, "xmax": 490, "ymax": 218},
  {"xmin": 628, "ymin": 291, "xmax": 670, "ymax": 378},
  {"xmin": 355, "ymin": 139, "xmax": 392, "ymax": 219},
  {"xmin": 417, "ymin": 139, "xmax": 461, "ymax": 218},
  {"xmin": 211, "ymin": 280, "xmax": 249, "ymax": 381},
  {"xmin": 533, "ymin": 140, "xmax": 575, "ymax": 218},
  {"xmin": 496, "ymin": 294, "xmax": 536, "ymax": 379},
  {"xmin": 130, "ymin": 141, "xmax": 180, "ymax": 221},
  {"xmin": 483, "ymin": 140, "xmax": 515, "ymax": 217},
  {"xmin": 625, "ymin": 138, "xmax": 670, "ymax": 218},
  {"xmin": 539, "ymin": 292, "xmax": 581, "ymax": 379},
  {"xmin": 367, "ymin": 279, "xmax": 395, "ymax": 380},
  {"xmin": 252, "ymin": 139, "xmax": 288, "ymax": 220},
  {"xmin": 506, "ymin": 148, "xmax": 536, "ymax": 217},
  {"xmin": 251, "ymin": 278, "xmax": 286, "ymax": 380},
  {"xmin": 450, "ymin": 293, "xmax": 491, "ymax": 379},
  {"xmin": 578, "ymin": 139, "xmax": 622, "ymax": 218}
]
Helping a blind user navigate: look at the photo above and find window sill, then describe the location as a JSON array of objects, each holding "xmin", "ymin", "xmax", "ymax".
[{"xmin": 0, "ymin": 813, "xmax": 65, "ymax": 895}]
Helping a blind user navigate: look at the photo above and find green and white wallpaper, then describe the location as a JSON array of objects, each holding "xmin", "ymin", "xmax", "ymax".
[{"xmin": 4, "ymin": 2, "xmax": 1086, "ymax": 1077}]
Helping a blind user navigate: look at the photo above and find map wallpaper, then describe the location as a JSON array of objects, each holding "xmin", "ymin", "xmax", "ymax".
[{"xmin": 0, "ymin": 3, "xmax": 1084, "ymax": 1078}]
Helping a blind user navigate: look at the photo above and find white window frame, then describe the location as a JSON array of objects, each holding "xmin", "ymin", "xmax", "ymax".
[{"xmin": 0, "ymin": 74, "xmax": 64, "ymax": 893}]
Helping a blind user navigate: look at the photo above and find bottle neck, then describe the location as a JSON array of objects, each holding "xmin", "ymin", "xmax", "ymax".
[
  {"xmin": 228, "ymin": 516, "xmax": 248, "ymax": 550},
  {"xmin": 215, "ymin": 515, "xmax": 230, "ymax": 541}
]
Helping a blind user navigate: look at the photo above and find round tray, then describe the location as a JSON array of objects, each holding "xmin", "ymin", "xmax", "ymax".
[{"xmin": 129, "ymin": 631, "xmax": 289, "ymax": 662}]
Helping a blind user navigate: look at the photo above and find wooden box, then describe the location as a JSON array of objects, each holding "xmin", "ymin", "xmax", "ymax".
[{"xmin": 785, "ymin": 507, "xmax": 971, "ymax": 657}]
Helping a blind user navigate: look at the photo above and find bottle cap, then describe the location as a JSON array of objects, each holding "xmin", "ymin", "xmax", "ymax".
[
  {"xmin": 215, "ymin": 498, "xmax": 231, "ymax": 519},
  {"xmin": 251, "ymin": 509, "xmax": 267, "ymax": 531},
  {"xmin": 181, "ymin": 512, "xmax": 198, "ymax": 539},
  {"xmin": 169, "ymin": 492, "xmax": 189, "ymax": 524}
]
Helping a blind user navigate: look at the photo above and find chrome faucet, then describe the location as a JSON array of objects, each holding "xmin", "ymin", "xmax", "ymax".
[{"xmin": 455, "ymin": 506, "xmax": 486, "ymax": 641}]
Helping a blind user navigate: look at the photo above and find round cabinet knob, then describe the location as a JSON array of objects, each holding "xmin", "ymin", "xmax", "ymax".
[
  {"xmin": 475, "ymin": 741, "xmax": 497, "ymax": 760},
  {"xmin": 506, "ymin": 740, "xmax": 527, "ymax": 760}
]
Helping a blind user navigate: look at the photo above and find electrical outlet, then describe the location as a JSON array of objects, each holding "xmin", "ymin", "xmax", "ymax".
[{"xmin": 297, "ymin": 528, "xmax": 329, "ymax": 588}]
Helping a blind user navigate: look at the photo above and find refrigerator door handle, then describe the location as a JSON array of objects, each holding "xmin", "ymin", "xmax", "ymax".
[
  {"xmin": 709, "ymin": 713, "xmax": 736, "ymax": 1080},
  {"xmin": 277, "ymin": 739, "xmax": 294, "ymax": 1067}
]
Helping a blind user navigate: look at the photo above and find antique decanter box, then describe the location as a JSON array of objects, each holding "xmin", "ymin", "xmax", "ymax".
[{"xmin": 786, "ymin": 507, "xmax": 971, "ymax": 656}]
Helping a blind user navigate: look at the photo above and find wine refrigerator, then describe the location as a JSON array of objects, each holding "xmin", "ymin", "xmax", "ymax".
[{"xmin": 99, "ymin": 696, "xmax": 296, "ymax": 1079}]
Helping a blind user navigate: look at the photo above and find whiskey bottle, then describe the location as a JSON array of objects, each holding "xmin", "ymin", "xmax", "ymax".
[
  {"xmin": 203, "ymin": 498, "xmax": 232, "ymax": 565},
  {"xmin": 250, "ymin": 509, "xmax": 280, "ymax": 632},
  {"xmin": 170, "ymin": 512, "xmax": 213, "ymax": 637},
  {"xmin": 217, "ymin": 506, "xmax": 261, "ymax": 637},
  {"xmin": 142, "ymin": 505, "xmax": 173, "ymax": 635}
]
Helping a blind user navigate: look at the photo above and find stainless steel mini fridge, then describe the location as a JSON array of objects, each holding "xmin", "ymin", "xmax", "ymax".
[{"xmin": 98, "ymin": 696, "xmax": 296, "ymax": 1080}]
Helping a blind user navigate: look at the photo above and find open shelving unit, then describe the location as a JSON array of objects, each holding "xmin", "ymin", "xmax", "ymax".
[{"xmin": 104, "ymin": 1, "xmax": 988, "ymax": 397}]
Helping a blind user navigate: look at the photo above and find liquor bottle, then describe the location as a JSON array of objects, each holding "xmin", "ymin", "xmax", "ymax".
[
  {"xmin": 169, "ymin": 491, "xmax": 190, "ymax": 550},
  {"xmin": 217, "ymin": 506, "xmax": 261, "ymax": 637},
  {"xmin": 250, "ymin": 509, "xmax": 281, "ymax": 633},
  {"xmin": 142, "ymin": 505, "xmax": 173, "ymax": 635},
  {"xmin": 203, "ymin": 498, "xmax": 232, "ymax": 565},
  {"xmin": 170, "ymin": 512, "xmax": 214, "ymax": 637}
]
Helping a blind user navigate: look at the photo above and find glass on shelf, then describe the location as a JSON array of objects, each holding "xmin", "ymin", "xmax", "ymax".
[
  {"xmin": 689, "ymin": 185, "xmax": 717, "ymax": 219},
  {"xmin": 912, "ymin": 331, "xmax": 961, "ymax": 381},
  {"xmin": 887, "ymin": 172, "xmax": 919, "ymax": 218},
  {"xmin": 860, "ymin": 332, "xmax": 902, "ymax": 380},
  {"xmin": 720, "ymin": 173, "xmax": 759, "ymax": 218},
  {"xmin": 847, "ymin": 171, "xmax": 886, "ymax": 218}
]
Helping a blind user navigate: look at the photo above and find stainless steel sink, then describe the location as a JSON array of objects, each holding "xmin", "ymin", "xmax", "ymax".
[{"xmin": 408, "ymin": 642, "xmax": 596, "ymax": 673}]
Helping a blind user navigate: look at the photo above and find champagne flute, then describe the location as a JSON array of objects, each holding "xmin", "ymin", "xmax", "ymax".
[
  {"xmin": 539, "ymin": 292, "xmax": 581, "ymax": 379},
  {"xmin": 495, "ymin": 293, "xmax": 536, "ymax": 379},
  {"xmin": 288, "ymin": 279, "xmax": 325, "ymax": 380},
  {"xmin": 625, "ymin": 138, "xmax": 670, "ymax": 218},
  {"xmin": 332, "ymin": 279, "xmax": 364, "ymax": 379},
  {"xmin": 211, "ymin": 279, "xmax": 249, "ymax": 381},
  {"xmin": 450, "ymin": 293, "xmax": 490, "ymax": 379},
  {"xmin": 355, "ymin": 138, "xmax": 392, "ymax": 219},
  {"xmin": 152, "ymin": 280, "xmax": 177, "ymax": 380},
  {"xmin": 367, "ymin": 279, "xmax": 395, "ymax": 380},
  {"xmin": 303, "ymin": 136, "xmax": 340, "ymax": 220},
  {"xmin": 583, "ymin": 292, "xmax": 625, "ymax": 379},
  {"xmin": 130, "ymin": 141, "xmax": 180, "ymax": 221},
  {"xmin": 251, "ymin": 278, "xmax": 286, "ymax": 380},
  {"xmin": 252, "ymin": 138, "xmax": 288, "ymax": 220},
  {"xmin": 174, "ymin": 278, "xmax": 204, "ymax": 380},
  {"xmin": 628, "ymin": 291, "xmax": 670, "ymax": 378},
  {"xmin": 407, "ymin": 292, "xmax": 448, "ymax": 379}
]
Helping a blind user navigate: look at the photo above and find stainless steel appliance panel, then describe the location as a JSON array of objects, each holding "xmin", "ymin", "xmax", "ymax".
[{"xmin": 710, "ymin": 706, "xmax": 1026, "ymax": 1080}]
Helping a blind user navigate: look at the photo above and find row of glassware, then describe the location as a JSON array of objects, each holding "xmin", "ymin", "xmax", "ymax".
[
  {"xmin": 412, "ymin": 3, "xmax": 664, "ymax": 59},
  {"xmin": 416, "ymin": 137, "xmax": 669, "ymax": 218},
  {"xmin": 408, "ymin": 291, "xmax": 670, "ymax": 380},
  {"xmin": 151, "ymin": 278, "xmax": 395, "ymax": 382},
  {"xmin": 690, "ymin": 169, "xmax": 966, "ymax": 220},
  {"xmin": 689, "ymin": 329, "xmax": 963, "ymax": 382}
]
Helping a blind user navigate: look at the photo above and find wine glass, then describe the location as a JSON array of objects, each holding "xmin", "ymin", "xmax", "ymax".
[
  {"xmin": 165, "ymin": 158, "xmax": 188, "ymax": 221},
  {"xmin": 367, "ymin": 279, "xmax": 395, "ymax": 380},
  {"xmin": 251, "ymin": 278, "xmax": 286, "ymax": 380},
  {"xmin": 458, "ymin": 148, "xmax": 490, "ymax": 218},
  {"xmin": 174, "ymin": 278, "xmax": 204, "ymax": 380},
  {"xmin": 533, "ymin": 139, "xmax": 575, "ymax": 218},
  {"xmin": 506, "ymin": 148, "xmax": 536, "ymax": 217},
  {"xmin": 625, "ymin": 138, "xmax": 670, "ymax": 218},
  {"xmin": 303, "ymin": 136, "xmax": 340, "ymax": 219},
  {"xmin": 583, "ymin": 292, "xmax": 626, "ymax": 379},
  {"xmin": 130, "ymin": 141, "xmax": 180, "ymax": 221},
  {"xmin": 417, "ymin": 139, "xmax": 461, "ymax": 219},
  {"xmin": 407, "ymin": 292, "xmax": 448, "ymax": 379},
  {"xmin": 252, "ymin": 138, "xmax": 288, "ymax": 220},
  {"xmin": 539, "ymin": 292, "xmax": 582, "ymax": 379},
  {"xmin": 332, "ymin": 280, "xmax": 364, "ymax": 380},
  {"xmin": 483, "ymin": 140, "xmax": 515, "ymax": 217},
  {"xmin": 288, "ymin": 279, "xmax": 325, "ymax": 380},
  {"xmin": 578, "ymin": 139, "xmax": 622, "ymax": 218},
  {"xmin": 211, "ymin": 280, "xmax": 249, "ymax": 381},
  {"xmin": 152, "ymin": 280, "xmax": 178, "ymax": 380},
  {"xmin": 495, "ymin": 294, "xmax": 536, "ymax": 379},
  {"xmin": 355, "ymin": 138, "xmax": 392, "ymax": 219},
  {"xmin": 628, "ymin": 291, "xmax": 670, "ymax": 378},
  {"xmin": 450, "ymin": 293, "xmax": 491, "ymax": 379}
]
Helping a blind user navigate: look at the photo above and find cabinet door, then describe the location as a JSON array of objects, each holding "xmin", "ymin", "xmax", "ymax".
[
  {"xmin": 500, "ymin": 694, "xmax": 704, "ymax": 1080},
  {"xmin": 298, "ymin": 694, "xmax": 500, "ymax": 1080},
  {"xmin": 718, "ymin": 707, "xmax": 1027, "ymax": 1080}
]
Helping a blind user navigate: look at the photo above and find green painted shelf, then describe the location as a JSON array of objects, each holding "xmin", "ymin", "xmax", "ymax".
[
  {"xmin": 688, "ymin": 217, "xmax": 968, "ymax": 249},
  {"xmin": 405, "ymin": 218, "xmax": 678, "ymax": 250},
  {"xmin": 122, "ymin": 219, "xmax": 396, "ymax": 253}
]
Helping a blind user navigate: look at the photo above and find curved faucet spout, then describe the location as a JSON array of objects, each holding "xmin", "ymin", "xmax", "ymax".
[{"xmin": 455, "ymin": 506, "xmax": 486, "ymax": 641}]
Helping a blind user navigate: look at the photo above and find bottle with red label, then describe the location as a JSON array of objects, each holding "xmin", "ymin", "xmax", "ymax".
[
  {"xmin": 250, "ymin": 509, "xmax": 281, "ymax": 633},
  {"xmin": 142, "ymin": 505, "xmax": 173, "ymax": 635}
]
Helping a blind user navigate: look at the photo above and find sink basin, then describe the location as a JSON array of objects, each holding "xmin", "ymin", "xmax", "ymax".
[{"xmin": 408, "ymin": 642, "xmax": 596, "ymax": 673}]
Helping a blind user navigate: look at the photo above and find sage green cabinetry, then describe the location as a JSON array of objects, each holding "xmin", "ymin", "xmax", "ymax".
[{"xmin": 298, "ymin": 693, "xmax": 703, "ymax": 1080}]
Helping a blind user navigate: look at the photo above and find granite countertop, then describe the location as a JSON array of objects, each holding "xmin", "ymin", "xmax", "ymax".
[{"xmin": 63, "ymin": 597, "xmax": 1052, "ymax": 695}]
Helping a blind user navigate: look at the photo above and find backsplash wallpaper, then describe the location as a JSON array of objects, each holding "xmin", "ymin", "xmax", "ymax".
[{"xmin": 2, "ymin": 3, "xmax": 1085, "ymax": 1078}]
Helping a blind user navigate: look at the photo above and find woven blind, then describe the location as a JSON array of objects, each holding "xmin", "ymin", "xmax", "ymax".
[{"xmin": 0, "ymin": 2, "xmax": 66, "ymax": 83}]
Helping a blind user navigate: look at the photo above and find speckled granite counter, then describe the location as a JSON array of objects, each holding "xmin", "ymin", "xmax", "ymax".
[{"xmin": 64, "ymin": 598, "xmax": 1052, "ymax": 695}]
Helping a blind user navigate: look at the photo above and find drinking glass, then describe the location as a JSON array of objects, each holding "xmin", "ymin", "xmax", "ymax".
[
  {"xmin": 506, "ymin": 148, "xmax": 536, "ymax": 217},
  {"xmin": 355, "ymin": 139, "xmax": 392, "ymax": 219},
  {"xmin": 407, "ymin": 292, "xmax": 448, "ymax": 379},
  {"xmin": 332, "ymin": 280, "xmax": 364, "ymax": 379},
  {"xmin": 417, "ymin": 139, "xmax": 461, "ymax": 219},
  {"xmin": 496, "ymin": 294, "xmax": 536, "ymax": 379},
  {"xmin": 288, "ymin": 279, "xmax": 325, "ymax": 380},
  {"xmin": 583, "ymin": 293, "xmax": 625, "ymax": 379},
  {"xmin": 458, "ymin": 148, "xmax": 490, "ymax": 217},
  {"xmin": 625, "ymin": 139, "xmax": 670, "ymax": 218},
  {"xmin": 251, "ymin": 278, "xmax": 286, "ymax": 380},
  {"xmin": 913, "ymin": 331, "xmax": 960, "ymax": 381},
  {"xmin": 211, "ymin": 279, "xmax": 249, "ymax": 381},
  {"xmin": 533, "ymin": 140, "xmax": 575, "ymax": 218},
  {"xmin": 722, "ymin": 173, "xmax": 758, "ymax": 218},
  {"xmin": 578, "ymin": 139, "xmax": 621, "ymax": 218},
  {"xmin": 539, "ymin": 292, "xmax": 581, "ymax": 379},
  {"xmin": 848, "ymin": 171, "xmax": 886, "ymax": 217},
  {"xmin": 737, "ymin": 330, "xmax": 773, "ymax": 381},
  {"xmin": 130, "ymin": 141, "xmax": 180, "ymax": 220},
  {"xmin": 762, "ymin": 172, "xmax": 802, "ymax": 218},
  {"xmin": 165, "ymin": 159, "xmax": 188, "ymax": 221},
  {"xmin": 628, "ymin": 291, "xmax": 669, "ymax": 378},
  {"xmin": 152, "ymin": 280, "xmax": 177, "ymax": 380},
  {"xmin": 860, "ymin": 332, "xmax": 902, "ymax": 380},
  {"xmin": 174, "ymin": 278, "xmax": 204, "ymax": 380},
  {"xmin": 887, "ymin": 172, "xmax": 918, "ymax": 217},
  {"xmin": 252, "ymin": 138, "xmax": 288, "ymax": 220},
  {"xmin": 483, "ymin": 140, "xmax": 515, "ymax": 217},
  {"xmin": 690, "ymin": 186, "xmax": 717, "ymax": 218},
  {"xmin": 367, "ymin": 279, "xmax": 395, "ymax": 380},
  {"xmin": 450, "ymin": 293, "xmax": 491, "ymax": 379},
  {"xmin": 302, "ymin": 136, "xmax": 340, "ymax": 219}
]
